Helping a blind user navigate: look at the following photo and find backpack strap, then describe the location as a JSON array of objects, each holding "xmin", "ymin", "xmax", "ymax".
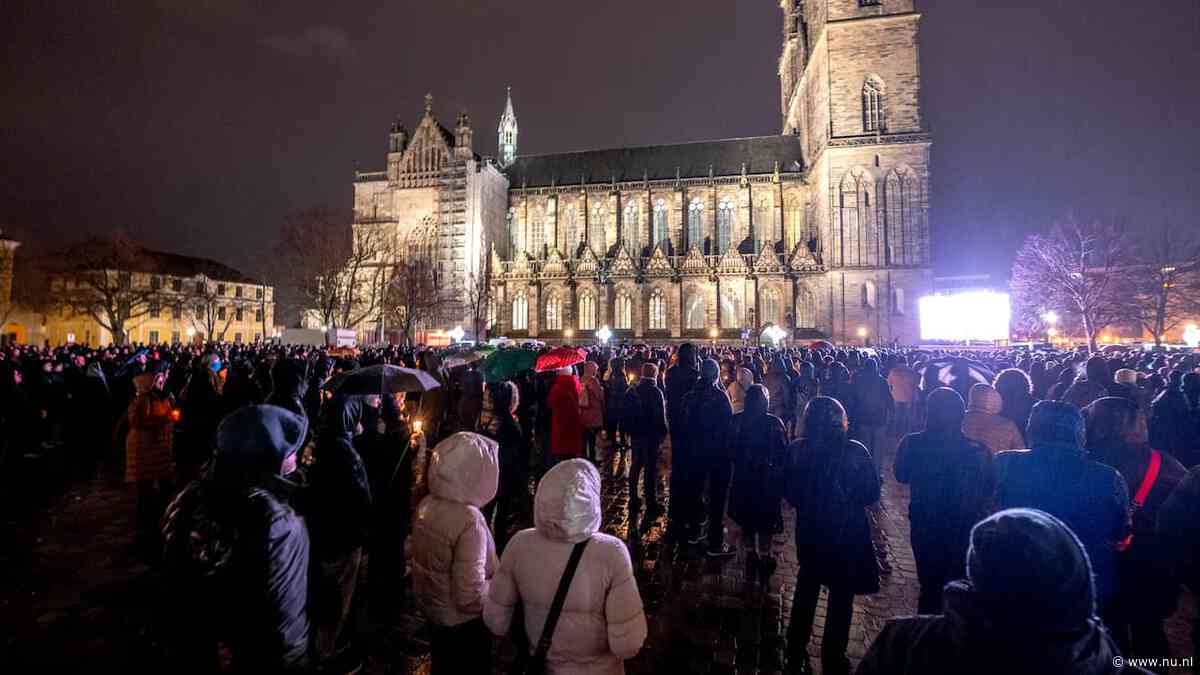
[
  {"xmin": 1132, "ymin": 449, "xmax": 1162, "ymax": 510},
  {"xmin": 525, "ymin": 538, "xmax": 590, "ymax": 674},
  {"xmin": 1116, "ymin": 450, "xmax": 1163, "ymax": 553}
]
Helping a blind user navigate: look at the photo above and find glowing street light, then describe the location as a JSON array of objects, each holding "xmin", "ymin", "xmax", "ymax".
[
  {"xmin": 320, "ymin": 324, "xmax": 329, "ymax": 332},
  {"xmin": 1184, "ymin": 323, "xmax": 1200, "ymax": 348},
  {"xmin": 449, "ymin": 325, "xmax": 465, "ymax": 343},
  {"xmin": 763, "ymin": 325, "xmax": 787, "ymax": 346},
  {"xmin": 185, "ymin": 327, "xmax": 196, "ymax": 339},
  {"xmin": 1042, "ymin": 311, "xmax": 1059, "ymax": 326},
  {"xmin": 597, "ymin": 326, "xmax": 612, "ymax": 344},
  {"xmin": 857, "ymin": 326, "xmax": 868, "ymax": 338},
  {"xmin": 564, "ymin": 328, "xmax": 575, "ymax": 341}
]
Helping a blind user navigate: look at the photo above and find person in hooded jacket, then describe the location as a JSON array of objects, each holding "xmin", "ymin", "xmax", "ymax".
[
  {"xmin": 995, "ymin": 401, "xmax": 1131, "ymax": 616},
  {"xmin": 484, "ymin": 459, "xmax": 648, "ymax": 674},
  {"xmin": 307, "ymin": 396, "xmax": 373, "ymax": 670},
  {"xmin": 579, "ymin": 362, "xmax": 605, "ymax": 463},
  {"xmin": 1083, "ymin": 397, "xmax": 1188, "ymax": 672},
  {"xmin": 961, "ymin": 383, "xmax": 1025, "ymax": 455},
  {"xmin": 680, "ymin": 359, "xmax": 737, "ymax": 557},
  {"xmin": 161, "ymin": 405, "xmax": 311, "ymax": 674},
  {"xmin": 264, "ymin": 359, "xmax": 309, "ymax": 420},
  {"xmin": 786, "ymin": 397, "xmax": 881, "ymax": 675},
  {"xmin": 411, "ymin": 432, "xmax": 500, "ymax": 675},
  {"xmin": 856, "ymin": 508, "xmax": 1153, "ymax": 675},
  {"xmin": 895, "ymin": 387, "xmax": 995, "ymax": 614},
  {"xmin": 729, "ymin": 384, "xmax": 788, "ymax": 585}
]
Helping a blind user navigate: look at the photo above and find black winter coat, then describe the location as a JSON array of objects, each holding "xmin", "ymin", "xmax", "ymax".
[
  {"xmin": 681, "ymin": 382, "xmax": 735, "ymax": 463},
  {"xmin": 728, "ymin": 407, "xmax": 787, "ymax": 534},
  {"xmin": 786, "ymin": 438, "xmax": 881, "ymax": 594},
  {"xmin": 623, "ymin": 379, "xmax": 668, "ymax": 439},
  {"xmin": 856, "ymin": 582, "xmax": 1151, "ymax": 675}
]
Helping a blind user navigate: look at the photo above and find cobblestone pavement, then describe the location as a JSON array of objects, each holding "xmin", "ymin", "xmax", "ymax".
[{"xmin": 2, "ymin": 434, "xmax": 1195, "ymax": 674}]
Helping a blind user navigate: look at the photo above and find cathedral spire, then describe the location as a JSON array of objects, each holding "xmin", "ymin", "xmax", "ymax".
[{"xmin": 497, "ymin": 86, "xmax": 518, "ymax": 168}]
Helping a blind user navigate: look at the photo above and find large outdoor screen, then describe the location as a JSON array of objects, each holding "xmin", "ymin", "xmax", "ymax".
[{"xmin": 919, "ymin": 291, "xmax": 1011, "ymax": 342}]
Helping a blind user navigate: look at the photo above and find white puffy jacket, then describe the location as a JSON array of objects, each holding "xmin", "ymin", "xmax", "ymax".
[
  {"xmin": 485, "ymin": 459, "xmax": 648, "ymax": 674},
  {"xmin": 411, "ymin": 432, "xmax": 500, "ymax": 627}
]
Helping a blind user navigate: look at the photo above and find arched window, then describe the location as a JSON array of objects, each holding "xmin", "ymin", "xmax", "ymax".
[
  {"xmin": 761, "ymin": 288, "xmax": 781, "ymax": 327},
  {"xmin": 863, "ymin": 76, "xmax": 886, "ymax": 132},
  {"xmin": 615, "ymin": 292, "xmax": 633, "ymax": 330},
  {"xmin": 685, "ymin": 293, "xmax": 707, "ymax": 330},
  {"xmin": 720, "ymin": 290, "xmax": 742, "ymax": 328},
  {"xmin": 754, "ymin": 198, "xmax": 773, "ymax": 253},
  {"xmin": 839, "ymin": 168, "xmax": 878, "ymax": 267},
  {"xmin": 590, "ymin": 205, "xmax": 607, "ymax": 254},
  {"xmin": 648, "ymin": 290, "xmax": 667, "ymax": 330},
  {"xmin": 622, "ymin": 201, "xmax": 639, "ymax": 253},
  {"xmin": 486, "ymin": 300, "xmax": 497, "ymax": 330},
  {"xmin": 796, "ymin": 285, "xmax": 816, "ymax": 328},
  {"xmin": 885, "ymin": 167, "xmax": 920, "ymax": 266},
  {"xmin": 565, "ymin": 208, "xmax": 580, "ymax": 256},
  {"xmin": 545, "ymin": 197, "xmax": 557, "ymax": 253},
  {"xmin": 578, "ymin": 293, "xmax": 597, "ymax": 330},
  {"xmin": 687, "ymin": 198, "xmax": 704, "ymax": 250},
  {"xmin": 652, "ymin": 199, "xmax": 669, "ymax": 252},
  {"xmin": 530, "ymin": 207, "xmax": 545, "ymax": 258},
  {"xmin": 545, "ymin": 294, "xmax": 563, "ymax": 331},
  {"xmin": 511, "ymin": 293, "xmax": 528, "ymax": 331},
  {"xmin": 717, "ymin": 197, "xmax": 735, "ymax": 254}
]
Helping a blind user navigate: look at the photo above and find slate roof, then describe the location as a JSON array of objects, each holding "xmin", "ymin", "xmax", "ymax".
[
  {"xmin": 504, "ymin": 135, "xmax": 805, "ymax": 188},
  {"xmin": 64, "ymin": 240, "xmax": 263, "ymax": 285}
]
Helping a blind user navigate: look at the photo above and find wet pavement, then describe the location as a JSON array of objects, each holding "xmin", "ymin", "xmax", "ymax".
[{"xmin": 1, "ymin": 433, "xmax": 1195, "ymax": 674}]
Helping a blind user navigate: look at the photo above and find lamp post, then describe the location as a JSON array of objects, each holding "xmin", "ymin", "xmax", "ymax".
[
  {"xmin": 597, "ymin": 326, "xmax": 612, "ymax": 345},
  {"xmin": 564, "ymin": 328, "xmax": 575, "ymax": 343},
  {"xmin": 857, "ymin": 325, "xmax": 868, "ymax": 346},
  {"xmin": 709, "ymin": 326, "xmax": 719, "ymax": 348},
  {"xmin": 449, "ymin": 325, "xmax": 465, "ymax": 344},
  {"xmin": 185, "ymin": 327, "xmax": 196, "ymax": 345}
]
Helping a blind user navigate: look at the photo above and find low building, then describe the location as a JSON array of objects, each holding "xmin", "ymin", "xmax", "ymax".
[{"xmin": 0, "ymin": 237, "xmax": 276, "ymax": 347}]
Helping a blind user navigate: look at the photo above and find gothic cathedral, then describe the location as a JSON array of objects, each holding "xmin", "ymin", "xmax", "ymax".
[{"xmin": 352, "ymin": 0, "xmax": 932, "ymax": 344}]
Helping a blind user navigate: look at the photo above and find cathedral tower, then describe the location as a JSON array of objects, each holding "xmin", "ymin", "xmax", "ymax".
[
  {"xmin": 779, "ymin": 0, "xmax": 932, "ymax": 341},
  {"xmin": 497, "ymin": 87, "xmax": 518, "ymax": 168}
]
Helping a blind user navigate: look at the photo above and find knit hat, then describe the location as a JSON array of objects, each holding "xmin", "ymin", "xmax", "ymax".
[
  {"xmin": 1114, "ymin": 368, "xmax": 1138, "ymax": 386},
  {"xmin": 1026, "ymin": 400, "xmax": 1085, "ymax": 456},
  {"xmin": 967, "ymin": 508, "xmax": 1095, "ymax": 632},
  {"xmin": 214, "ymin": 405, "xmax": 309, "ymax": 484},
  {"xmin": 700, "ymin": 358, "xmax": 720, "ymax": 384}
]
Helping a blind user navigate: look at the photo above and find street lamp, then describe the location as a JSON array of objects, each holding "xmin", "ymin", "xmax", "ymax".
[
  {"xmin": 1042, "ymin": 311, "xmax": 1059, "ymax": 326},
  {"xmin": 320, "ymin": 324, "xmax": 329, "ymax": 332},
  {"xmin": 1183, "ymin": 324, "xmax": 1200, "ymax": 348},
  {"xmin": 597, "ymin": 326, "xmax": 612, "ymax": 344},
  {"xmin": 449, "ymin": 325, "xmax": 465, "ymax": 344},
  {"xmin": 185, "ymin": 327, "xmax": 196, "ymax": 343},
  {"xmin": 564, "ymin": 328, "xmax": 575, "ymax": 342},
  {"xmin": 857, "ymin": 326, "xmax": 869, "ymax": 345}
]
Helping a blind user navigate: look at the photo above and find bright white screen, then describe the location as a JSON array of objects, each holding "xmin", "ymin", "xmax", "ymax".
[{"xmin": 919, "ymin": 292, "xmax": 1011, "ymax": 342}]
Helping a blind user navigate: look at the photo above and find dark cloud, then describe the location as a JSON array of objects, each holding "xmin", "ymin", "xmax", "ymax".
[{"xmin": 263, "ymin": 24, "xmax": 357, "ymax": 64}]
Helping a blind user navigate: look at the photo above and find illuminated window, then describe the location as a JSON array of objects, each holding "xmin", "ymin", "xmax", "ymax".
[
  {"xmin": 615, "ymin": 292, "xmax": 633, "ymax": 330},
  {"xmin": 590, "ymin": 206, "xmax": 608, "ymax": 253},
  {"xmin": 578, "ymin": 293, "xmax": 597, "ymax": 330},
  {"xmin": 648, "ymin": 290, "xmax": 667, "ymax": 330},
  {"xmin": 717, "ymin": 197, "xmax": 735, "ymax": 253},
  {"xmin": 720, "ymin": 291, "xmax": 742, "ymax": 328},
  {"xmin": 687, "ymin": 198, "xmax": 704, "ymax": 250},
  {"xmin": 886, "ymin": 167, "xmax": 921, "ymax": 266},
  {"xmin": 623, "ymin": 201, "xmax": 639, "ymax": 253},
  {"xmin": 796, "ymin": 286, "xmax": 816, "ymax": 328},
  {"xmin": 653, "ymin": 200, "xmax": 669, "ymax": 252},
  {"xmin": 545, "ymin": 294, "xmax": 563, "ymax": 331},
  {"xmin": 863, "ymin": 76, "xmax": 886, "ymax": 132},
  {"xmin": 511, "ymin": 293, "xmax": 528, "ymax": 331},
  {"xmin": 761, "ymin": 289, "xmax": 781, "ymax": 327},
  {"xmin": 685, "ymin": 294, "xmax": 706, "ymax": 330}
]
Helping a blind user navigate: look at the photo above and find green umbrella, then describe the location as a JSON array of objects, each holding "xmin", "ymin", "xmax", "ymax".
[{"xmin": 480, "ymin": 348, "xmax": 538, "ymax": 383}]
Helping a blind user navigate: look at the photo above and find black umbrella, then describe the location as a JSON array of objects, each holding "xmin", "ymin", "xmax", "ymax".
[{"xmin": 323, "ymin": 364, "xmax": 441, "ymax": 396}]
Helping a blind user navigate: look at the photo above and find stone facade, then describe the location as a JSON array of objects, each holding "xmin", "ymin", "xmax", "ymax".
[{"xmin": 352, "ymin": 0, "xmax": 933, "ymax": 344}]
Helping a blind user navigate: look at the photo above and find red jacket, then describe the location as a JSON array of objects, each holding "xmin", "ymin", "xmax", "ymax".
[{"xmin": 547, "ymin": 374, "xmax": 584, "ymax": 457}]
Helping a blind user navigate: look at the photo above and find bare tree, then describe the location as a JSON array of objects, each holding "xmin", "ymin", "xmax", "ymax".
[
  {"xmin": 181, "ymin": 278, "xmax": 243, "ymax": 342},
  {"xmin": 1011, "ymin": 222, "xmax": 1138, "ymax": 352},
  {"xmin": 45, "ymin": 233, "xmax": 168, "ymax": 346},
  {"xmin": 275, "ymin": 208, "xmax": 394, "ymax": 334},
  {"xmin": 463, "ymin": 256, "xmax": 493, "ymax": 342},
  {"xmin": 385, "ymin": 250, "xmax": 441, "ymax": 347},
  {"xmin": 1129, "ymin": 222, "xmax": 1200, "ymax": 345}
]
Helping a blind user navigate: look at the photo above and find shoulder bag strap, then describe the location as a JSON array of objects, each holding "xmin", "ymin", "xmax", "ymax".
[
  {"xmin": 525, "ymin": 538, "xmax": 590, "ymax": 674},
  {"xmin": 1133, "ymin": 450, "xmax": 1163, "ymax": 509}
]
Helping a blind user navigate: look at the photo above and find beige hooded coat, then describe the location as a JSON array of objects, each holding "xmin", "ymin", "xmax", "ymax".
[
  {"xmin": 485, "ymin": 459, "xmax": 647, "ymax": 674},
  {"xmin": 411, "ymin": 432, "xmax": 500, "ymax": 627}
]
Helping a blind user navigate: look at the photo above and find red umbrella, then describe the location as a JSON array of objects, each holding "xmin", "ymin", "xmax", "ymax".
[{"xmin": 535, "ymin": 346, "xmax": 587, "ymax": 372}]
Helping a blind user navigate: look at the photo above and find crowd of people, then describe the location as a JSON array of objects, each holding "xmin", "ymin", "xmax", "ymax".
[{"xmin": 1, "ymin": 338, "xmax": 1198, "ymax": 674}]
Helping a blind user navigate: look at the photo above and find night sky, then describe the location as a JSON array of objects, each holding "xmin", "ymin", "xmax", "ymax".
[{"xmin": 2, "ymin": 0, "xmax": 1198, "ymax": 280}]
